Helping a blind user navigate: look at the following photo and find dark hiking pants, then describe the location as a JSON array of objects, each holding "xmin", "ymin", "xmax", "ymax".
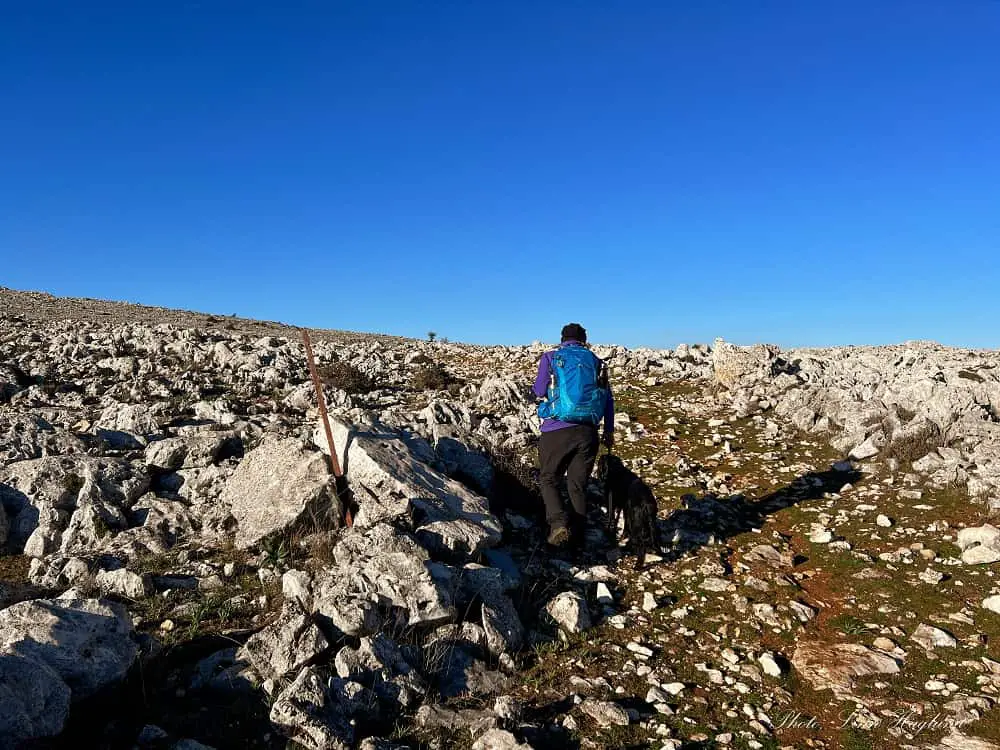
[{"xmin": 538, "ymin": 424, "xmax": 599, "ymax": 533}]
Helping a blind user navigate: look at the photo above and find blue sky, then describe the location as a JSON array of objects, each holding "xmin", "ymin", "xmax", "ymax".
[{"xmin": 1, "ymin": 1, "xmax": 997, "ymax": 348}]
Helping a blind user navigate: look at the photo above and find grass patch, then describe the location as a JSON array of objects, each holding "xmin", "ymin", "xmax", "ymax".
[
  {"xmin": 134, "ymin": 551, "xmax": 182, "ymax": 576},
  {"xmin": 594, "ymin": 722, "xmax": 652, "ymax": 749},
  {"xmin": 840, "ymin": 727, "xmax": 876, "ymax": 750},
  {"xmin": 184, "ymin": 593, "xmax": 244, "ymax": 640}
]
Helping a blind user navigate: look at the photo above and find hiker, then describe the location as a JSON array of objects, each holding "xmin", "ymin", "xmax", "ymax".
[{"xmin": 533, "ymin": 323, "xmax": 615, "ymax": 548}]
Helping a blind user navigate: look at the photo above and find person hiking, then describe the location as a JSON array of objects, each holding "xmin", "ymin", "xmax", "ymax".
[{"xmin": 533, "ymin": 323, "xmax": 615, "ymax": 548}]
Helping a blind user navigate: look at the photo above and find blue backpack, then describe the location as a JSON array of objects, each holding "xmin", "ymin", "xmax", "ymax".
[{"xmin": 537, "ymin": 345, "xmax": 608, "ymax": 424}]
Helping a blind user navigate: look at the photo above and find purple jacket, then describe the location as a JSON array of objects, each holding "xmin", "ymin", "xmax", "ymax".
[{"xmin": 533, "ymin": 341, "xmax": 615, "ymax": 435}]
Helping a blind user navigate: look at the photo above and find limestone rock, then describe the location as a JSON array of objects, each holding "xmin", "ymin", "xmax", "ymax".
[
  {"xmin": 414, "ymin": 703, "xmax": 497, "ymax": 736},
  {"xmin": 791, "ymin": 642, "xmax": 900, "ymax": 698},
  {"xmin": 712, "ymin": 339, "xmax": 783, "ymax": 390},
  {"xmin": 956, "ymin": 525, "xmax": 1000, "ymax": 565},
  {"xmin": 471, "ymin": 729, "xmax": 533, "ymax": 750},
  {"xmin": 0, "ymin": 652, "xmax": 71, "ymax": 745},
  {"xmin": 849, "ymin": 436, "xmax": 881, "ymax": 460},
  {"xmin": 912, "ymin": 623, "xmax": 958, "ymax": 650},
  {"xmin": 334, "ymin": 633, "xmax": 426, "ymax": 709},
  {"xmin": 268, "ymin": 667, "xmax": 354, "ymax": 750},
  {"xmin": 476, "ymin": 376, "xmax": 528, "ymax": 413},
  {"xmin": 238, "ymin": 602, "xmax": 329, "ymax": 681},
  {"xmin": 145, "ymin": 434, "xmax": 237, "ymax": 472},
  {"xmin": 0, "ymin": 595, "xmax": 138, "ymax": 700},
  {"xmin": 0, "ymin": 455, "xmax": 149, "ymax": 556},
  {"xmin": 95, "ymin": 568, "xmax": 152, "ymax": 599},
  {"xmin": 0, "ymin": 365, "xmax": 27, "ymax": 404},
  {"xmin": 314, "ymin": 419, "xmax": 501, "ymax": 558},
  {"xmin": 312, "ymin": 523, "xmax": 456, "ymax": 637},
  {"xmin": 758, "ymin": 653, "xmax": 783, "ymax": 677},
  {"xmin": 963, "ymin": 546, "xmax": 1000, "ymax": 565},
  {"xmin": 927, "ymin": 730, "xmax": 1000, "ymax": 750},
  {"xmin": 281, "ymin": 569, "xmax": 313, "ymax": 607},
  {"xmin": 423, "ymin": 623, "xmax": 506, "ymax": 699},
  {"xmin": 0, "ymin": 412, "xmax": 85, "ymax": 467},
  {"xmin": 544, "ymin": 591, "xmax": 591, "ymax": 633},
  {"xmin": 221, "ymin": 436, "xmax": 339, "ymax": 550},
  {"xmin": 460, "ymin": 564, "xmax": 524, "ymax": 656},
  {"xmin": 580, "ymin": 699, "xmax": 630, "ymax": 727},
  {"xmin": 93, "ymin": 402, "xmax": 164, "ymax": 448}
]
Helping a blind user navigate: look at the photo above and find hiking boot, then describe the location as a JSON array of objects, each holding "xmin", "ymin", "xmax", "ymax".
[{"xmin": 547, "ymin": 525, "xmax": 570, "ymax": 546}]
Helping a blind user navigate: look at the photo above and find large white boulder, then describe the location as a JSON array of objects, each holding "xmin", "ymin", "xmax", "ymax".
[
  {"xmin": 712, "ymin": 338, "xmax": 783, "ymax": 390},
  {"xmin": 221, "ymin": 436, "xmax": 338, "ymax": 549},
  {"xmin": 0, "ymin": 594, "xmax": 138, "ymax": 700},
  {"xmin": 314, "ymin": 419, "xmax": 501, "ymax": 558},
  {"xmin": 791, "ymin": 642, "xmax": 900, "ymax": 698},
  {"xmin": 312, "ymin": 523, "xmax": 456, "ymax": 637},
  {"xmin": 956, "ymin": 525, "xmax": 1000, "ymax": 565}
]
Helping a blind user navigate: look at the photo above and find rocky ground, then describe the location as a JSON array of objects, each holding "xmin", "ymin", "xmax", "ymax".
[{"xmin": 1, "ymin": 288, "xmax": 1000, "ymax": 750}]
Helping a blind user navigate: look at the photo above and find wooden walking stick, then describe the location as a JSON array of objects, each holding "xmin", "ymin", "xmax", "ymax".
[{"xmin": 301, "ymin": 329, "xmax": 353, "ymax": 527}]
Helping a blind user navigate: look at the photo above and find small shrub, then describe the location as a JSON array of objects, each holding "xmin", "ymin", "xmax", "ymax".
[
  {"xmin": 317, "ymin": 360, "xmax": 375, "ymax": 394},
  {"xmin": 412, "ymin": 362, "xmax": 462, "ymax": 392},
  {"xmin": 296, "ymin": 530, "xmax": 337, "ymax": 569},
  {"xmin": 109, "ymin": 334, "xmax": 136, "ymax": 357},
  {"xmin": 884, "ymin": 420, "xmax": 944, "ymax": 465},
  {"xmin": 427, "ymin": 331, "xmax": 437, "ymax": 342}
]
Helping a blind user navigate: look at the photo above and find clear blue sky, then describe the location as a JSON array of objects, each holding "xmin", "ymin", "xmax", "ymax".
[{"xmin": 2, "ymin": 1, "xmax": 997, "ymax": 348}]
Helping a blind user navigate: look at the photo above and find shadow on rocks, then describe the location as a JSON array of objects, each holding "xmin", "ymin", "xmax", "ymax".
[
  {"xmin": 658, "ymin": 465, "xmax": 863, "ymax": 563},
  {"xmin": 24, "ymin": 632, "xmax": 280, "ymax": 750}
]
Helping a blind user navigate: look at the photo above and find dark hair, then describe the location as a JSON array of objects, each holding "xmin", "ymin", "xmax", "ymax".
[{"xmin": 561, "ymin": 323, "xmax": 587, "ymax": 343}]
